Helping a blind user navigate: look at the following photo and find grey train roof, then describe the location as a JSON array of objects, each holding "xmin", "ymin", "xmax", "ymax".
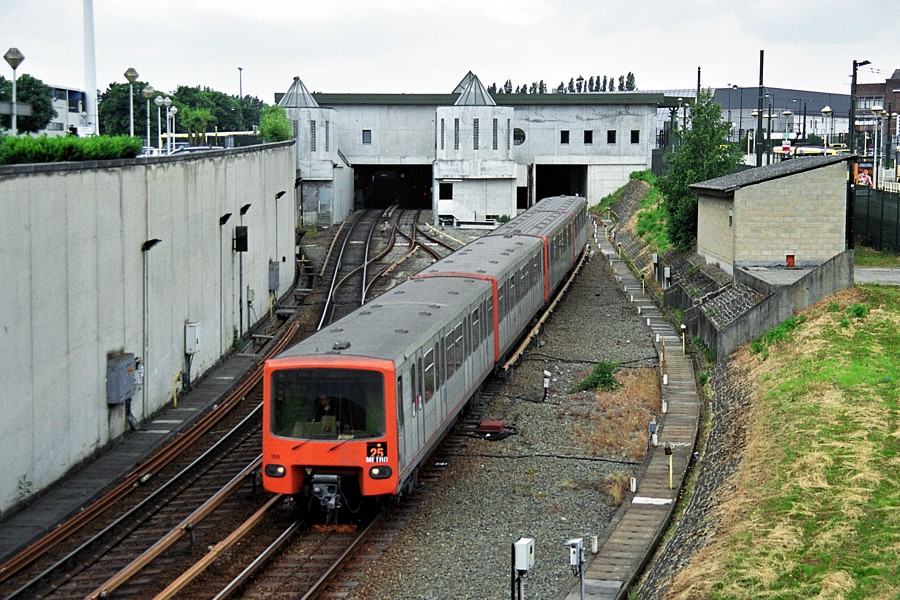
[
  {"xmin": 278, "ymin": 276, "xmax": 491, "ymax": 363},
  {"xmin": 417, "ymin": 235, "xmax": 544, "ymax": 280}
]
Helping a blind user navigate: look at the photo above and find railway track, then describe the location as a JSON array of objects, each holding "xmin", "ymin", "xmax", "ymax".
[
  {"xmin": 0, "ymin": 208, "xmax": 487, "ymax": 600},
  {"xmin": 0, "ymin": 320, "xmax": 297, "ymax": 597}
]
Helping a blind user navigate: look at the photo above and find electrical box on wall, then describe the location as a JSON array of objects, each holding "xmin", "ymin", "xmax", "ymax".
[
  {"xmin": 234, "ymin": 225, "xmax": 248, "ymax": 252},
  {"xmin": 185, "ymin": 322, "xmax": 200, "ymax": 355},
  {"xmin": 106, "ymin": 352, "xmax": 136, "ymax": 405},
  {"xmin": 269, "ymin": 261, "xmax": 279, "ymax": 294}
]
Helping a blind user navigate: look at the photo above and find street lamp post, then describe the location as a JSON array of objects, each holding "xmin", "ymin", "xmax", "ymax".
[
  {"xmin": 142, "ymin": 85, "xmax": 155, "ymax": 149},
  {"xmin": 822, "ymin": 106, "xmax": 833, "ymax": 149},
  {"xmin": 219, "ymin": 213, "xmax": 233, "ymax": 357},
  {"xmin": 160, "ymin": 97, "xmax": 172, "ymax": 153},
  {"xmin": 168, "ymin": 105, "xmax": 178, "ymax": 153},
  {"xmin": 850, "ymin": 59, "xmax": 871, "ymax": 155},
  {"xmin": 124, "ymin": 67, "xmax": 139, "ymax": 138},
  {"xmin": 872, "ymin": 105, "xmax": 884, "ymax": 188},
  {"xmin": 4, "ymin": 47, "xmax": 25, "ymax": 136},
  {"xmin": 154, "ymin": 96, "xmax": 164, "ymax": 149},
  {"xmin": 141, "ymin": 238, "xmax": 162, "ymax": 423},
  {"xmin": 238, "ymin": 203, "xmax": 251, "ymax": 336}
]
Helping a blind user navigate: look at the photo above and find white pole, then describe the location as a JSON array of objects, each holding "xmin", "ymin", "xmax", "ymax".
[
  {"xmin": 83, "ymin": 0, "xmax": 98, "ymax": 134},
  {"xmin": 10, "ymin": 67, "xmax": 17, "ymax": 135}
]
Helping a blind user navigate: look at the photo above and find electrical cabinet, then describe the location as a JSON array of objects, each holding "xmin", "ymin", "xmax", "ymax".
[
  {"xmin": 514, "ymin": 537, "xmax": 535, "ymax": 571},
  {"xmin": 185, "ymin": 321, "xmax": 200, "ymax": 355},
  {"xmin": 106, "ymin": 352, "xmax": 136, "ymax": 405},
  {"xmin": 269, "ymin": 260, "xmax": 279, "ymax": 293}
]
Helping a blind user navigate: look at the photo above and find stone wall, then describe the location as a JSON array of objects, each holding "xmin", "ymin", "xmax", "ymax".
[{"xmin": 0, "ymin": 143, "xmax": 296, "ymax": 514}]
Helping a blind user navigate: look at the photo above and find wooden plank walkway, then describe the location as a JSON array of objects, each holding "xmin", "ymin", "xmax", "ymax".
[{"xmin": 564, "ymin": 221, "xmax": 700, "ymax": 599}]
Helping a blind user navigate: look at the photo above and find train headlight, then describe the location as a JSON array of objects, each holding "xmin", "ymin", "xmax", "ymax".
[
  {"xmin": 265, "ymin": 464, "xmax": 286, "ymax": 478},
  {"xmin": 369, "ymin": 465, "xmax": 392, "ymax": 479}
]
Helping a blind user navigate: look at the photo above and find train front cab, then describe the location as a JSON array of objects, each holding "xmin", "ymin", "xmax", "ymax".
[{"xmin": 262, "ymin": 356, "xmax": 399, "ymax": 506}]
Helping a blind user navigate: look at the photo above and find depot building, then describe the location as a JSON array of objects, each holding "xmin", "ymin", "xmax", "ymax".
[{"xmin": 277, "ymin": 72, "xmax": 675, "ymax": 226}]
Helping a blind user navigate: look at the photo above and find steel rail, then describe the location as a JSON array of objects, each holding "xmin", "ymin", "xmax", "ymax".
[
  {"xmin": 299, "ymin": 513, "xmax": 383, "ymax": 600},
  {"xmin": 153, "ymin": 493, "xmax": 283, "ymax": 599},
  {"xmin": 4, "ymin": 405, "xmax": 264, "ymax": 599},
  {"xmin": 0, "ymin": 318, "xmax": 299, "ymax": 588},
  {"xmin": 211, "ymin": 520, "xmax": 304, "ymax": 600},
  {"xmin": 86, "ymin": 456, "xmax": 264, "ymax": 599},
  {"xmin": 317, "ymin": 212, "xmax": 371, "ymax": 330}
]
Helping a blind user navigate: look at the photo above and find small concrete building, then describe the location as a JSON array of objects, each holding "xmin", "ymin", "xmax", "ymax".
[
  {"xmin": 692, "ymin": 156, "xmax": 850, "ymax": 276},
  {"xmin": 278, "ymin": 72, "xmax": 673, "ymax": 226}
]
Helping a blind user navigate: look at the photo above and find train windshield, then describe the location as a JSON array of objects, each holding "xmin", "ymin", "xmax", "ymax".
[{"xmin": 270, "ymin": 368, "xmax": 385, "ymax": 440}]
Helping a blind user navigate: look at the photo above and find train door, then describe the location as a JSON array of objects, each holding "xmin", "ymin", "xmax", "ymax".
[
  {"xmin": 396, "ymin": 374, "xmax": 407, "ymax": 473},
  {"xmin": 410, "ymin": 357, "xmax": 426, "ymax": 453},
  {"xmin": 422, "ymin": 344, "xmax": 437, "ymax": 435}
]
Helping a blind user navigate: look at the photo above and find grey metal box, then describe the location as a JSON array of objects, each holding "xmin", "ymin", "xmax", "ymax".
[
  {"xmin": 106, "ymin": 352, "xmax": 136, "ymax": 405},
  {"xmin": 269, "ymin": 260, "xmax": 279, "ymax": 293}
]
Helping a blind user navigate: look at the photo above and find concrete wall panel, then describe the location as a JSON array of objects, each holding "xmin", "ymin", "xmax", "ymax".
[{"xmin": 0, "ymin": 142, "xmax": 295, "ymax": 514}]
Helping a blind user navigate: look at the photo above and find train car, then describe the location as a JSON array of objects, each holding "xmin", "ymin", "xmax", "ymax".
[{"xmin": 262, "ymin": 196, "xmax": 589, "ymax": 518}]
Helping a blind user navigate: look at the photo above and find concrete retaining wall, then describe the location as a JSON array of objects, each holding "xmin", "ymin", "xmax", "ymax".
[
  {"xmin": 688, "ymin": 250, "xmax": 853, "ymax": 360},
  {"xmin": 0, "ymin": 143, "xmax": 296, "ymax": 514}
]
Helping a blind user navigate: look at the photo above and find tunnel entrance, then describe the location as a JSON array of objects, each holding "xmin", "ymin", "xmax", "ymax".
[
  {"xmin": 353, "ymin": 165, "xmax": 433, "ymax": 209},
  {"xmin": 535, "ymin": 164, "xmax": 587, "ymax": 200}
]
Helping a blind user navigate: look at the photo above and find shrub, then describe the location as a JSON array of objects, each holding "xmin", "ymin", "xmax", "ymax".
[
  {"xmin": 571, "ymin": 361, "xmax": 621, "ymax": 392},
  {"xmin": 0, "ymin": 134, "xmax": 142, "ymax": 165}
]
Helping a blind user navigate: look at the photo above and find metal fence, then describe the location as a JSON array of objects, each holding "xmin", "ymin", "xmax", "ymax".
[{"xmin": 855, "ymin": 187, "xmax": 900, "ymax": 252}]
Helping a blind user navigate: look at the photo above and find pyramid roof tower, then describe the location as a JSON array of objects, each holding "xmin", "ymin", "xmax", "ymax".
[
  {"xmin": 278, "ymin": 76, "xmax": 319, "ymax": 108},
  {"xmin": 454, "ymin": 72, "xmax": 495, "ymax": 107}
]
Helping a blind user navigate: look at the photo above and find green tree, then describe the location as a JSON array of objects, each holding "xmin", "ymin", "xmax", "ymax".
[
  {"xmin": 617, "ymin": 75, "xmax": 625, "ymax": 91},
  {"xmin": 625, "ymin": 72, "xmax": 636, "ymax": 91},
  {"xmin": 98, "ymin": 80, "xmax": 153, "ymax": 138},
  {"xmin": 258, "ymin": 105, "xmax": 292, "ymax": 142},
  {"xmin": 658, "ymin": 90, "xmax": 743, "ymax": 250},
  {"xmin": 567, "ymin": 77, "xmax": 575, "ymax": 93},
  {"xmin": 0, "ymin": 74, "xmax": 57, "ymax": 133},
  {"xmin": 601, "ymin": 76, "xmax": 607, "ymax": 92},
  {"xmin": 179, "ymin": 106, "xmax": 216, "ymax": 145}
]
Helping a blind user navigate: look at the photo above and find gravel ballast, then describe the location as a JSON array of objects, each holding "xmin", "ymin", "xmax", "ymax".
[{"xmin": 349, "ymin": 234, "xmax": 659, "ymax": 599}]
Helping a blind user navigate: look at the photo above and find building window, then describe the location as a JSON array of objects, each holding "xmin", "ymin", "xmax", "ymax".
[
  {"xmin": 492, "ymin": 118, "xmax": 498, "ymax": 150},
  {"xmin": 631, "ymin": 129, "xmax": 640, "ymax": 144},
  {"xmin": 309, "ymin": 120, "xmax": 317, "ymax": 151},
  {"xmin": 292, "ymin": 120, "xmax": 299, "ymax": 138},
  {"xmin": 607, "ymin": 129, "xmax": 616, "ymax": 144},
  {"xmin": 474, "ymin": 118, "xmax": 480, "ymax": 150},
  {"xmin": 325, "ymin": 121, "xmax": 330, "ymax": 152},
  {"xmin": 584, "ymin": 130, "xmax": 593, "ymax": 144},
  {"xmin": 439, "ymin": 182, "xmax": 453, "ymax": 199},
  {"xmin": 513, "ymin": 127, "xmax": 526, "ymax": 146},
  {"xmin": 560, "ymin": 130, "xmax": 570, "ymax": 144},
  {"xmin": 362, "ymin": 129, "xmax": 372, "ymax": 144},
  {"xmin": 440, "ymin": 119, "xmax": 445, "ymax": 150},
  {"xmin": 454, "ymin": 118, "xmax": 460, "ymax": 150},
  {"xmin": 507, "ymin": 119, "xmax": 511, "ymax": 149}
]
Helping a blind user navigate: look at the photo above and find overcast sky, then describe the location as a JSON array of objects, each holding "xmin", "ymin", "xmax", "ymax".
[{"xmin": 2, "ymin": 0, "xmax": 897, "ymax": 103}]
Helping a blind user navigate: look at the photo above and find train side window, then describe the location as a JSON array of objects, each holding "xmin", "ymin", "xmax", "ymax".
[
  {"xmin": 423, "ymin": 347, "xmax": 435, "ymax": 402},
  {"xmin": 486, "ymin": 300, "xmax": 493, "ymax": 340},
  {"xmin": 497, "ymin": 283, "xmax": 505, "ymax": 320},
  {"xmin": 465, "ymin": 313, "xmax": 472, "ymax": 358},
  {"xmin": 471, "ymin": 307, "xmax": 480, "ymax": 347},
  {"xmin": 445, "ymin": 331, "xmax": 456, "ymax": 379},
  {"xmin": 509, "ymin": 275, "xmax": 516, "ymax": 308},
  {"xmin": 454, "ymin": 322, "xmax": 464, "ymax": 367}
]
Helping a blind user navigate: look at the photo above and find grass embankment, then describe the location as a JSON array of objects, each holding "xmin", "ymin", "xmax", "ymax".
[
  {"xmin": 672, "ymin": 285, "xmax": 899, "ymax": 599},
  {"xmin": 591, "ymin": 170, "xmax": 671, "ymax": 254}
]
